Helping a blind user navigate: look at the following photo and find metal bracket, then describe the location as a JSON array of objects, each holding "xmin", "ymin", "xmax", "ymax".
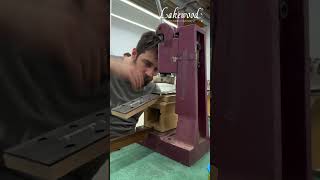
[{"xmin": 111, "ymin": 94, "xmax": 160, "ymax": 119}]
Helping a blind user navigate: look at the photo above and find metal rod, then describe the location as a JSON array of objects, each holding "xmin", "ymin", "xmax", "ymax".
[{"xmin": 155, "ymin": 0, "xmax": 163, "ymax": 23}]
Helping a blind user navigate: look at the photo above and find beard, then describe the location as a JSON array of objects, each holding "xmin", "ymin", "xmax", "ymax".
[{"xmin": 144, "ymin": 76, "xmax": 153, "ymax": 86}]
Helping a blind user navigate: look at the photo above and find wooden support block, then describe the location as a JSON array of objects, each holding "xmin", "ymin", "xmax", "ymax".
[
  {"xmin": 145, "ymin": 112, "xmax": 178, "ymax": 132},
  {"xmin": 157, "ymin": 114, "xmax": 178, "ymax": 131},
  {"xmin": 151, "ymin": 102, "xmax": 176, "ymax": 114},
  {"xmin": 144, "ymin": 99, "xmax": 178, "ymax": 132},
  {"xmin": 158, "ymin": 94, "xmax": 176, "ymax": 103},
  {"xmin": 144, "ymin": 108, "xmax": 158, "ymax": 127}
]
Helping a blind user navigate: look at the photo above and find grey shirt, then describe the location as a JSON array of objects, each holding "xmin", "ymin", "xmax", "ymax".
[{"xmin": 110, "ymin": 57, "xmax": 159, "ymax": 138}]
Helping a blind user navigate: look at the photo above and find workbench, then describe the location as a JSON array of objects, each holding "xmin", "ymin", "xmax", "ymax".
[{"xmin": 110, "ymin": 143, "xmax": 210, "ymax": 180}]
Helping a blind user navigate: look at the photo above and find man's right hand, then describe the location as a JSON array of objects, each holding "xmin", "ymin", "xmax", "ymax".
[
  {"xmin": 121, "ymin": 62, "xmax": 145, "ymax": 90},
  {"xmin": 110, "ymin": 58, "xmax": 144, "ymax": 90}
]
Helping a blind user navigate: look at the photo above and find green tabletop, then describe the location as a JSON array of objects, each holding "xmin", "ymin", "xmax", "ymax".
[{"xmin": 110, "ymin": 143, "xmax": 210, "ymax": 180}]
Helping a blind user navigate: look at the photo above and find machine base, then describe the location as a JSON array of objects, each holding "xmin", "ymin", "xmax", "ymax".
[{"xmin": 141, "ymin": 129, "xmax": 210, "ymax": 166}]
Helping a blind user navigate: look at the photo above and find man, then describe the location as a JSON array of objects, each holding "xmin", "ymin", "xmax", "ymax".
[
  {"xmin": 110, "ymin": 31, "xmax": 160, "ymax": 138},
  {"xmin": 0, "ymin": 0, "xmax": 108, "ymax": 179}
]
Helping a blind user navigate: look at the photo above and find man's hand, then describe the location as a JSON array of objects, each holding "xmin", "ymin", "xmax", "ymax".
[
  {"xmin": 125, "ymin": 63, "xmax": 145, "ymax": 90},
  {"xmin": 110, "ymin": 58, "xmax": 144, "ymax": 90}
]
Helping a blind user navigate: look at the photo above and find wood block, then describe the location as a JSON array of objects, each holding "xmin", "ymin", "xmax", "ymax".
[
  {"xmin": 158, "ymin": 94, "xmax": 176, "ymax": 103},
  {"xmin": 144, "ymin": 108, "xmax": 160, "ymax": 129},
  {"xmin": 157, "ymin": 114, "xmax": 178, "ymax": 132},
  {"xmin": 144, "ymin": 103, "xmax": 178, "ymax": 132},
  {"xmin": 145, "ymin": 113, "xmax": 178, "ymax": 133},
  {"xmin": 151, "ymin": 102, "xmax": 176, "ymax": 114},
  {"xmin": 144, "ymin": 94, "xmax": 178, "ymax": 132}
]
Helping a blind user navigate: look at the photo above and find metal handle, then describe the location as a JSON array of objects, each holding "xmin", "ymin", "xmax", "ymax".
[{"xmin": 155, "ymin": 0, "xmax": 163, "ymax": 23}]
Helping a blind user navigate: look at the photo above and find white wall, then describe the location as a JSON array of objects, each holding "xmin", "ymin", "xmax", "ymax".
[
  {"xmin": 111, "ymin": 0, "xmax": 211, "ymax": 79},
  {"xmin": 111, "ymin": 0, "xmax": 159, "ymax": 56},
  {"xmin": 111, "ymin": 17, "xmax": 147, "ymax": 56}
]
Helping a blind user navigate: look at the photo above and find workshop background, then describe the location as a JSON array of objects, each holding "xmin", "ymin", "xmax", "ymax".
[
  {"xmin": 106, "ymin": 0, "xmax": 320, "ymax": 179},
  {"xmin": 110, "ymin": 0, "xmax": 211, "ymax": 127}
]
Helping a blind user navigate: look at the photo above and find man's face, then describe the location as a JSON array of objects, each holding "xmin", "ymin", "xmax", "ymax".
[{"xmin": 131, "ymin": 48, "xmax": 158, "ymax": 86}]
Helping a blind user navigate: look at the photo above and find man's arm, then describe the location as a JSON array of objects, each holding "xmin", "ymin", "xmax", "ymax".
[
  {"xmin": 110, "ymin": 56, "xmax": 126, "ymax": 78},
  {"xmin": 110, "ymin": 56, "xmax": 145, "ymax": 90}
]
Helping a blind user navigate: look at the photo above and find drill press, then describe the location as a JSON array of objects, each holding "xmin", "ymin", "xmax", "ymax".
[{"xmin": 142, "ymin": 20, "xmax": 210, "ymax": 166}]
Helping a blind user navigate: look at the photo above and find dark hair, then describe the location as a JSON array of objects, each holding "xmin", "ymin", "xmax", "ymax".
[
  {"xmin": 123, "ymin": 52, "xmax": 131, "ymax": 57},
  {"xmin": 136, "ymin": 31, "xmax": 160, "ymax": 57}
]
